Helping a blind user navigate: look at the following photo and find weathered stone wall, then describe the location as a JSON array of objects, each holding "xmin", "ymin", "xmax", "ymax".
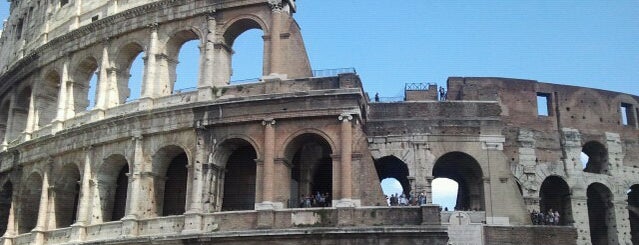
[{"xmin": 484, "ymin": 226, "xmax": 578, "ymax": 245}]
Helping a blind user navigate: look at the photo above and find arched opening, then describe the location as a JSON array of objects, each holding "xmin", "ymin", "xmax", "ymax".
[
  {"xmin": 54, "ymin": 164, "xmax": 81, "ymax": 228},
  {"xmin": 374, "ymin": 156, "xmax": 410, "ymax": 206},
  {"xmin": 0, "ymin": 100, "xmax": 10, "ymax": 142},
  {"xmin": 9, "ymin": 87, "xmax": 31, "ymax": 139},
  {"xmin": 219, "ymin": 139, "xmax": 257, "ymax": 211},
  {"xmin": 98, "ymin": 155, "xmax": 129, "ymax": 222},
  {"xmin": 582, "ymin": 141, "xmax": 608, "ymax": 174},
  {"xmin": 114, "ymin": 43, "xmax": 144, "ymax": 103},
  {"xmin": 230, "ymin": 29, "xmax": 264, "ymax": 83},
  {"xmin": 223, "ymin": 18, "xmax": 265, "ymax": 85},
  {"xmin": 38, "ymin": 71, "xmax": 61, "ymax": 127},
  {"xmin": 19, "ymin": 173, "xmax": 42, "ymax": 234},
  {"xmin": 587, "ymin": 183, "xmax": 617, "ymax": 245},
  {"xmin": 432, "ymin": 178, "xmax": 458, "ymax": 211},
  {"xmin": 432, "ymin": 152, "xmax": 484, "ymax": 211},
  {"xmin": 380, "ymin": 178, "xmax": 403, "ymax": 206},
  {"xmin": 0, "ymin": 180, "xmax": 13, "ymax": 235},
  {"xmin": 539, "ymin": 176, "xmax": 572, "ymax": 225},
  {"xmin": 628, "ymin": 185, "xmax": 639, "ymax": 244},
  {"xmin": 285, "ymin": 134, "xmax": 333, "ymax": 208},
  {"xmin": 153, "ymin": 146, "xmax": 188, "ymax": 216},
  {"xmin": 72, "ymin": 57, "xmax": 99, "ymax": 111},
  {"xmin": 167, "ymin": 30, "xmax": 200, "ymax": 93}
]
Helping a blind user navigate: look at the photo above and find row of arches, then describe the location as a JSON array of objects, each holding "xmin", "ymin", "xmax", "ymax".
[
  {"xmin": 372, "ymin": 151, "xmax": 637, "ymax": 245},
  {"xmin": 0, "ymin": 131, "xmax": 339, "ymax": 235},
  {"xmin": 0, "ymin": 16, "xmax": 268, "ymax": 146}
]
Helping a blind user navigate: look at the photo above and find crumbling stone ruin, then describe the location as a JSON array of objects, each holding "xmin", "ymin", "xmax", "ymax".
[{"xmin": 0, "ymin": 1, "xmax": 636, "ymax": 244}]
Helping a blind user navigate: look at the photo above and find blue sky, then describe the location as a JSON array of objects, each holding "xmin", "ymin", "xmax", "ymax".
[{"xmin": 1, "ymin": 1, "xmax": 637, "ymax": 209}]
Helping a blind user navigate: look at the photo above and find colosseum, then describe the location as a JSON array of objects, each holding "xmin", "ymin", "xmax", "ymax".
[{"xmin": 0, "ymin": 0, "xmax": 637, "ymax": 244}]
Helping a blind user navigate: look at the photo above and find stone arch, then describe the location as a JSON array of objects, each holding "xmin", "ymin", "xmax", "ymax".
[
  {"xmin": 218, "ymin": 15, "xmax": 269, "ymax": 85},
  {"xmin": 582, "ymin": 141, "xmax": 608, "ymax": 174},
  {"xmin": 71, "ymin": 56, "xmax": 99, "ymax": 111},
  {"xmin": 18, "ymin": 172, "xmax": 42, "ymax": 234},
  {"xmin": 432, "ymin": 152, "xmax": 484, "ymax": 211},
  {"xmin": 587, "ymin": 182, "xmax": 618, "ymax": 245},
  {"xmin": 113, "ymin": 42, "xmax": 145, "ymax": 103},
  {"xmin": 152, "ymin": 145, "xmax": 189, "ymax": 216},
  {"xmin": 217, "ymin": 138, "xmax": 258, "ymax": 211},
  {"xmin": 539, "ymin": 175, "xmax": 572, "ymax": 225},
  {"xmin": 164, "ymin": 29, "xmax": 201, "ymax": 93},
  {"xmin": 97, "ymin": 154, "xmax": 129, "ymax": 222},
  {"xmin": 0, "ymin": 179, "xmax": 13, "ymax": 235},
  {"xmin": 37, "ymin": 70, "xmax": 61, "ymax": 127},
  {"xmin": 6, "ymin": 86, "xmax": 31, "ymax": 140},
  {"xmin": 279, "ymin": 129, "xmax": 337, "ymax": 159},
  {"xmin": 284, "ymin": 133, "xmax": 334, "ymax": 208},
  {"xmin": 53, "ymin": 163, "xmax": 81, "ymax": 228},
  {"xmin": 628, "ymin": 184, "xmax": 639, "ymax": 245},
  {"xmin": 374, "ymin": 155, "xmax": 411, "ymax": 196}
]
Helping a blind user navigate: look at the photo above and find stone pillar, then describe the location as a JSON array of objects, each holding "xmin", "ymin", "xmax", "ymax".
[
  {"xmin": 212, "ymin": 42, "xmax": 231, "ymax": 87},
  {"xmin": 155, "ymin": 53, "xmax": 178, "ymax": 96},
  {"xmin": 70, "ymin": 148, "xmax": 93, "ymax": 242},
  {"xmin": 23, "ymin": 91, "xmax": 36, "ymax": 140},
  {"xmin": 256, "ymin": 119, "xmax": 282, "ymax": 210},
  {"xmin": 121, "ymin": 136, "xmax": 144, "ymax": 237},
  {"xmin": 425, "ymin": 176, "xmax": 434, "ymax": 204},
  {"xmin": 335, "ymin": 113, "xmax": 355, "ymax": 207},
  {"xmin": 140, "ymin": 23, "xmax": 159, "ymax": 107},
  {"xmin": 52, "ymin": 59, "xmax": 70, "ymax": 132},
  {"xmin": 2, "ymin": 192, "xmax": 17, "ymax": 239},
  {"xmin": 267, "ymin": 1, "xmax": 284, "ymax": 77},
  {"xmin": 33, "ymin": 168, "xmax": 51, "ymax": 244},
  {"xmin": 1, "ymin": 94, "xmax": 15, "ymax": 148},
  {"xmin": 95, "ymin": 41, "xmax": 111, "ymax": 111},
  {"xmin": 198, "ymin": 12, "xmax": 217, "ymax": 101}
]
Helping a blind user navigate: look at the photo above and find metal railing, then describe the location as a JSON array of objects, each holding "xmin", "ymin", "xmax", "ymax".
[
  {"xmin": 405, "ymin": 82, "xmax": 436, "ymax": 91},
  {"xmin": 373, "ymin": 96, "xmax": 405, "ymax": 103},
  {"xmin": 172, "ymin": 86, "xmax": 197, "ymax": 94},
  {"xmin": 312, "ymin": 67, "xmax": 356, "ymax": 78}
]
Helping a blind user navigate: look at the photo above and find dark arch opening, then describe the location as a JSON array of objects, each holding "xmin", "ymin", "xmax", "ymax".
[
  {"xmin": 374, "ymin": 156, "xmax": 411, "ymax": 196},
  {"xmin": 286, "ymin": 134, "xmax": 333, "ymax": 208},
  {"xmin": 0, "ymin": 100, "xmax": 10, "ymax": 142},
  {"xmin": 539, "ymin": 176, "xmax": 572, "ymax": 225},
  {"xmin": 10, "ymin": 87, "xmax": 31, "ymax": 139},
  {"xmin": 582, "ymin": 141, "xmax": 608, "ymax": 174},
  {"xmin": 19, "ymin": 174, "xmax": 42, "ymax": 234},
  {"xmin": 0, "ymin": 180, "xmax": 13, "ymax": 235},
  {"xmin": 162, "ymin": 153, "xmax": 188, "ymax": 216},
  {"xmin": 153, "ymin": 146, "xmax": 188, "ymax": 216},
  {"xmin": 628, "ymin": 185, "xmax": 639, "ymax": 244},
  {"xmin": 98, "ymin": 155, "xmax": 129, "ymax": 222},
  {"xmin": 54, "ymin": 164, "xmax": 81, "ymax": 228},
  {"xmin": 433, "ymin": 152, "xmax": 484, "ymax": 211},
  {"xmin": 587, "ymin": 183, "xmax": 617, "ymax": 245},
  {"xmin": 221, "ymin": 139, "xmax": 257, "ymax": 211}
]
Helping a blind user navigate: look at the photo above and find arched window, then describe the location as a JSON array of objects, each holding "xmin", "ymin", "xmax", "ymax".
[
  {"xmin": 54, "ymin": 164, "xmax": 81, "ymax": 228},
  {"xmin": 98, "ymin": 155, "xmax": 129, "ymax": 222},
  {"xmin": 0, "ymin": 180, "xmax": 13, "ymax": 235},
  {"xmin": 19, "ymin": 173, "xmax": 42, "ymax": 234},
  {"xmin": 0, "ymin": 100, "xmax": 10, "ymax": 142},
  {"xmin": 374, "ymin": 155, "xmax": 411, "ymax": 206},
  {"xmin": 38, "ymin": 71, "xmax": 61, "ymax": 127},
  {"xmin": 152, "ymin": 146, "xmax": 189, "ymax": 216},
  {"xmin": 166, "ymin": 30, "xmax": 200, "ymax": 93},
  {"xmin": 539, "ymin": 176, "xmax": 572, "ymax": 225},
  {"xmin": 433, "ymin": 152, "xmax": 484, "ymax": 211},
  {"xmin": 582, "ymin": 141, "xmax": 608, "ymax": 174},
  {"xmin": 114, "ymin": 43, "xmax": 145, "ymax": 103},
  {"xmin": 213, "ymin": 139, "xmax": 257, "ymax": 211},
  {"xmin": 587, "ymin": 183, "xmax": 617, "ymax": 245},
  {"xmin": 72, "ymin": 57, "xmax": 99, "ymax": 111},
  {"xmin": 221, "ymin": 18, "xmax": 265, "ymax": 85},
  {"xmin": 7, "ymin": 87, "xmax": 31, "ymax": 140},
  {"xmin": 628, "ymin": 185, "xmax": 639, "ymax": 244},
  {"xmin": 286, "ymin": 134, "xmax": 333, "ymax": 208}
]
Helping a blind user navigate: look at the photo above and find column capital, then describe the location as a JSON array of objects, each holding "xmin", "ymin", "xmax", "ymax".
[
  {"xmin": 338, "ymin": 113, "xmax": 353, "ymax": 122},
  {"xmin": 206, "ymin": 10, "xmax": 217, "ymax": 20},
  {"xmin": 147, "ymin": 22, "xmax": 159, "ymax": 32},
  {"xmin": 262, "ymin": 118, "xmax": 276, "ymax": 126},
  {"xmin": 131, "ymin": 134, "xmax": 143, "ymax": 141},
  {"xmin": 268, "ymin": 0, "xmax": 284, "ymax": 12},
  {"xmin": 102, "ymin": 37, "xmax": 111, "ymax": 45}
]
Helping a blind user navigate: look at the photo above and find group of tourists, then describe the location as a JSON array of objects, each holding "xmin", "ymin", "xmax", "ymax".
[
  {"xmin": 531, "ymin": 209, "xmax": 561, "ymax": 225},
  {"xmin": 299, "ymin": 192, "xmax": 331, "ymax": 208},
  {"xmin": 386, "ymin": 192, "xmax": 428, "ymax": 206}
]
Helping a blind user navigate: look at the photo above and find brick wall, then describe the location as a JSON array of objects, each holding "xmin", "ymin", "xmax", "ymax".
[{"xmin": 484, "ymin": 226, "xmax": 577, "ymax": 245}]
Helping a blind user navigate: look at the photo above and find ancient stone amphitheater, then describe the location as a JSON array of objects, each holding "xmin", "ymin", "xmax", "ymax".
[{"xmin": 0, "ymin": 0, "xmax": 637, "ymax": 244}]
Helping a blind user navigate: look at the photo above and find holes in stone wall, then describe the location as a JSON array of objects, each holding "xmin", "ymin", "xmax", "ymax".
[{"xmin": 582, "ymin": 141, "xmax": 608, "ymax": 174}]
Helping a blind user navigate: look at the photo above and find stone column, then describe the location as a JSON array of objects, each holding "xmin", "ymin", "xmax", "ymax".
[
  {"xmin": 121, "ymin": 135, "xmax": 144, "ymax": 237},
  {"xmin": 52, "ymin": 59, "xmax": 70, "ymax": 132},
  {"xmin": 95, "ymin": 41, "xmax": 111, "ymax": 111},
  {"xmin": 140, "ymin": 23, "xmax": 159, "ymax": 108},
  {"xmin": 70, "ymin": 147, "xmax": 92, "ymax": 242},
  {"xmin": 33, "ymin": 167, "xmax": 51, "ymax": 244},
  {"xmin": 336, "ymin": 113, "xmax": 355, "ymax": 207},
  {"xmin": 256, "ymin": 119, "xmax": 282, "ymax": 210},
  {"xmin": 267, "ymin": 1, "xmax": 284, "ymax": 77},
  {"xmin": 198, "ymin": 12, "xmax": 217, "ymax": 101},
  {"xmin": 183, "ymin": 130, "xmax": 206, "ymax": 234},
  {"xmin": 2, "ymin": 192, "xmax": 17, "ymax": 239},
  {"xmin": 23, "ymin": 90, "xmax": 36, "ymax": 140}
]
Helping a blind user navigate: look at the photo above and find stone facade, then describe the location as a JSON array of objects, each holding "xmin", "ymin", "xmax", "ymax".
[{"xmin": 0, "ymin": 0, "xmax": 638, "ymax": 245}]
